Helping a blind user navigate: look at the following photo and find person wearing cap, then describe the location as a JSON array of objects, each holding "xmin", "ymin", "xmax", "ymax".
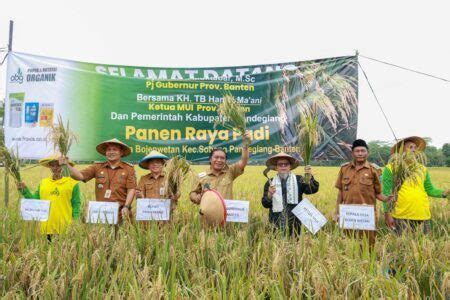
[
  {"xmin": 189, "ymin": 132, "xmax": 251, "ymax": 203},
  {"xmin": 261, "ymin": 152, "xmax": 319, "ymax": 235},
  {"xmin": 382, "ymin": 136, "xmax": 448, "ymax": 234},
  {"xmin": 61, "ymin": 138, "xmax": 137, "ymax": 220},
  {"xmin": 18, "ymin": 154, "xmax": 81, "ymax": 239},
  {"xmin": 334, "ymin": 139, "xmax": 391, "ymax": 247},
  {"xmin": 136, "ymin": 151, "xmax": 180, "ymax": 213}
]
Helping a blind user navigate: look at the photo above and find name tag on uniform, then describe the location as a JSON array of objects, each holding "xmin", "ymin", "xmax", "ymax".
[
  {"xmin": 198, "ymin": 172, "xmax": 206, "ymax": 178},
  {"xmin": 159, "ymin": 187, "xmax": 165, "ymax": 196},
  {"xmin": 104, "ymin": 189, "xmax": 112, "ymax": 199}
]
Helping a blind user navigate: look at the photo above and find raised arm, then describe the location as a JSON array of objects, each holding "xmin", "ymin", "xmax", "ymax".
[
  {"xmin": 59, "ymin": 156, "xmax": 87, "ymax": 181},
  {"xmin": 235, "ymin": 131, "xmax": 250, "ymax": 171}
]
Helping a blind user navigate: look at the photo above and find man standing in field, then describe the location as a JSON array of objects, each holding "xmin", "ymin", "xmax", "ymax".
[
  {"xmin": 382, "ymin": 136, "xmax": 448, "ymax": 234},
  {"xmin": 261, "ymin": 152, "xmax": 319, "ymax": 235},
  {"xmin": 61, "ymin": 138, "xmax": 136, "ymax": 221},
  {"xmin": 189, "ymin": 132, "xmax": 251, "ymax": 203},
  {"xmin": 334, "ymin": 139, "xmax": 391, "ymax": 248},
  {"xmin": 136, "ymin": 150, "xmax": 180, "ymax": 215}
]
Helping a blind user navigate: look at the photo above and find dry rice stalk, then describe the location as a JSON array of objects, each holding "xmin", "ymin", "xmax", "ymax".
[
  {"xmin": 0, "ymin": 145, "xmax": 22, "ymax": 185},
  {"xmin": 47, "ymin": 114, "xmax": 79, "ymax": 176},
  {"xmin": 164, "ymin": 156, "xmax": 192, "ymax": 198},
  {"xmin": 215, "ymin": 93, "xmax": 248, "ymax": 146},
  {"xmin": 297, "ymin": 108, "xmax": 321, "ymax": 182},
  {"xmin": 387, "ymin": 145, "xmax": 427, "ymax": 212}
]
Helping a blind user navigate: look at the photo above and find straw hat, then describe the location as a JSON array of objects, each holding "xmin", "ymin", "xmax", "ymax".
[
  {"xmin": 391, "ymin": 136, "xmax": 426, "ymax": 154},
  {"xmin": 199, "ymin": 190, "xmax": 227, "ymax": 226},
  {"xmin": 39, "ymin": 153, "xmax": 74, "ymax": 167},
  {"xmin": 138, "ymin": 150, "xmax": 169, "ymax": 169},
  {"xmin": 96, "ymin": 138, "xmax": 132, "ymax": 157},
  {"xmin": 265, "ymin": 152, "xmax": 299, "ymax": 170}
]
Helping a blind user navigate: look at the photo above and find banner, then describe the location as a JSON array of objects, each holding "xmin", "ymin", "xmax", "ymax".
[{"xmin": 5, "ymin": 52, "xmax": 358, "ymax": 163}]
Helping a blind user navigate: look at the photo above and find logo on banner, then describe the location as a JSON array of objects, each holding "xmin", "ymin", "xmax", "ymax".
[
  {"xmin": 10, "ymin": 68, "xmax": 24, "ymax": 84},
  {"xmin": 26, "ymin": 67, "xmax": 57, "ymax": 83}
]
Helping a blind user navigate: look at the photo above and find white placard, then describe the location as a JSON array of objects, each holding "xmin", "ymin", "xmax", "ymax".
[
  {"xmin": 20, "ymin": 199, "xmax": 51, "ymax": 221},
  {"xmin": 87, "ymin": 201, "xmax": 119, "ymax": 225},
  {"xmin": 225, "ymin": 200, "xmax": 249, "ymax": 223},
  {"xmin": 339, "ymin": 204, "xmax": 376, "ymax": 231},
  {"xmin": 292, "ymin": 198, "xmax": 327, "ymax": 234},
  {"xmin": 136, "ymin": 199, "xmax": 171, "ymax": 221}
]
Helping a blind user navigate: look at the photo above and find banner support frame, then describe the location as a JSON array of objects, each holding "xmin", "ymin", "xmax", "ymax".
[{"xmin": 4, "ymin": 20, "xmax": 14, "ymax": 207}]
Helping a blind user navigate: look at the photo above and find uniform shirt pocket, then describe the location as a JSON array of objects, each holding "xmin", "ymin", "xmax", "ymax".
[
  {"xmin": 144, "ymin": 183, "xmax": 154, "ymax": 196},
  {"xmin": 359, "ymin": 176, "xmax": 373, "ymax": 186},
  {"xmin": 218, "ymin": 177, "xmax": 232, "ymax": 187},
  {"xmin": 95, "ymin": 177, "xmax": 107, "ymax": 190}
]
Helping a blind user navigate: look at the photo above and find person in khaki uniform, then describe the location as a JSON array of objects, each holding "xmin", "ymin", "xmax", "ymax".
[
  {"xmin": 189, "ymin": 133, "xmax": 250, "ymax": 203},
  {"xmin": 135, "ymin": 150, "xmax": 180, "ymax": 213},
  {"xmin": 334, "ymin": 139, "xmax": 391, "ymax": 248},
  {"xmin": 61, "ymin": 138, "xmax": 136, "ymax": 220}
]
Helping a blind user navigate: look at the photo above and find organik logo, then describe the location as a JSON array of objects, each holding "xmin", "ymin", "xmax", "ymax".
[
  {"xmin": 50, "ymin": 187, "xmax": 60, "ymax": 196},
  {"xmin": 10, "ymin": 68, "xmax": 24, "ymax": 84}
]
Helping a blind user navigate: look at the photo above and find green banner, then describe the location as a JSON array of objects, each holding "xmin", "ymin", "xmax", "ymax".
[{"xmin": 5, "ymin": 52, "xmax": 358, "ymax": 163}]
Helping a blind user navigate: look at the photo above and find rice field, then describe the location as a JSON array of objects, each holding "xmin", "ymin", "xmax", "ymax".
[{"xmin": 0, "ymin": 165, "xmax": 449, "ymax": 298}]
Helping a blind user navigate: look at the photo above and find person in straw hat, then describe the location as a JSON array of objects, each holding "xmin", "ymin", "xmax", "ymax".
[
  {"xmin": 261, "ymin": 152, "xmax": 319, "ymax": 235},
  {"xmin": 189, "ymin": 132, "xmax": 251, "ymax": 203},
  {"xmin": 382, "ymin": 136, "xmax": 448, "ymax": 234},
  {"xmin": 18, "ymin": 154, "xmax": 81, "ymax": 240},
  {"xmin": 61, "ymin": 138, "xmax": 137, "ymax": 220},
  {"xmin": 136, "ymin": 150, "xmax": 180, "ymax": 213}
]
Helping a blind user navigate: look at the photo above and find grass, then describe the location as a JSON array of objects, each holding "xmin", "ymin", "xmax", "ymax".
[
  {"xmin": 0, "ymin": 146, "xmax": 22, "ymax": 185},
  {"xmin": 0, "ymin": 165, "xmax": 448, "ymax": 298}
]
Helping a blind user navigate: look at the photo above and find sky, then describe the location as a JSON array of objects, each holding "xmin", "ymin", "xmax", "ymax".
[{"xmin": 1, "ymin": 0, "xmax": 449, "ymax": 146}]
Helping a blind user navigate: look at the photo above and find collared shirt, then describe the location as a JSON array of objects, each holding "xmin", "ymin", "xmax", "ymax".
[
  {"xmin": 137, "ymin": 172, "xmax": 177, "ymax": 211},
  {"xmin": 190, "ymin": 163, "xmax": 243, "ymax": 201},
  {"xmin": 80, "ymin": 161, "xmax": 136, "ymax": 205},
  {"xmin": 335, "ymin": 161, "xmax": 381, "ymax": 205}
]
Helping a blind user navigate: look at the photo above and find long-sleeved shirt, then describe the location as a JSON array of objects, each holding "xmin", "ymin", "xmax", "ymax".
[
  {"xmin": 382, "ymin": 165, "xmax": 445, "ymax": 220},
  {"xmin": 22, "ymin": 177, "xmax": 81, "ymax": 234},
  {"xmin": 262, "ymin": 175, "xmax": 319, "ymax": 234}
]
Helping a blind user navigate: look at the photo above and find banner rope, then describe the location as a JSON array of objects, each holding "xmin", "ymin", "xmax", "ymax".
[
  {"xmin": 0, "ymin": 52, "xmax": 8, "ymax": 66},
  {"xmin": 357, "ymin": 60, "xmax": 398, "ymax": 142},
  {"xmin": 359, "ymin": 54, "xmax": 450, "ymax": 83}
]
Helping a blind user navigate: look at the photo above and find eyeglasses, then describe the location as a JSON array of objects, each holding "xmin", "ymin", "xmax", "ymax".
[{"xmin": 277, "ymin": 162, "xmax": 291, "ymax": 167}]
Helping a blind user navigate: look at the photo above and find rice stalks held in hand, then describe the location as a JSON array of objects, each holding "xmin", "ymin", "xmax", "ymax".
[
  {"xmin": 164, "ymin": 156, "xmax": 192, "ymax": 199},
  {"xmin": 0, "ymin": 145, "xmax": 22, "ymax": 185},
  {"xmin": 297, "ymin": 109, "xmax": 321, "ymax": 183},
  {"xmin": 387, "ymin": 146, "xmax": 427, "ymax": 212},
  {"xmin": 215, "ymin": 93, "xmax": 249, "ymax": 146},
  {"xmin": 47, "ymin": 114, "xmax": 79, "ymax": 176}
]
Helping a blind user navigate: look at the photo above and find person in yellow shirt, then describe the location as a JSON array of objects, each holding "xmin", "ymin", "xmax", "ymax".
[
  {"xmin": 18, "ymin": 154, "xmax": 81, "ymax": 241},
  {"xmin": 382, "ymin": 136, "xmax": 448, "ymax": 234}
]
